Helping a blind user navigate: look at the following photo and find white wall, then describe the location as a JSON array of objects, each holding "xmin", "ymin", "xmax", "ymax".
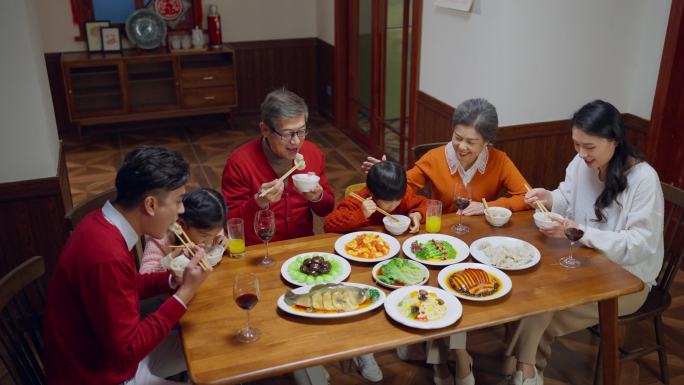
[
  {"xmin": 37, "ymin": 0, "xmax": 320, "ymax": 52},
  {"xmin": 0, "ymin": 0, "xmax": 60, "ymax": 183},
  {"xmin": 317, "ymin": 0, "xmax": 335, "ymax": 45},
  {"xmin": 627, "ymin": 1, "xmax": 670, "ymax": 119},
  {"xmin": 420, "ymin": 0, "xmax": 670, "ymax": 124}
]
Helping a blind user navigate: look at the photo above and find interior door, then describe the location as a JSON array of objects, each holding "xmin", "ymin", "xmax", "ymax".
[{"xmin": 346, "ymin": 0, "xmax": 414, "ymax": 164}]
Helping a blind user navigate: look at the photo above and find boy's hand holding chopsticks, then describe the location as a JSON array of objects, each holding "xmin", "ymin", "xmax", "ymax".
[{"xmin": 360, "ymin": 197, "xmax": 378, "ymax": 219}]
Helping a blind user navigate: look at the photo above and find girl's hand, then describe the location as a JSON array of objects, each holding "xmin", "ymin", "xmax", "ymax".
[
  {"xmin": 408, "ymin": 212, "xmax": 422, "ymax": 233},
  {"xmin": 525, "ymin": 188, "xmax": 552, "ymax": 211},
  {"xmin": 361, "ymin": 154, "xmax": 386, "ymax": 173},
  {"xmin": 361, "ymin": 198, "xmax": 377, "ymax": 219},
  {"xmin": 462, "ymin": 201, "xmax": 485, "ymax": 216},
  {"xmin": 213, "ymin": 234, "xmax": 228, "ymax": 248}
]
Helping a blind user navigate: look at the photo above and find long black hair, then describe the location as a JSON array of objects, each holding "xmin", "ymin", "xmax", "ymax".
[
  {"xmin": 571, "ymin": 100, "xmax": 642, "ymax": 222},
  {"xmin": 180, "ymin": 188, "xmax": 228, "ymax": 230}
]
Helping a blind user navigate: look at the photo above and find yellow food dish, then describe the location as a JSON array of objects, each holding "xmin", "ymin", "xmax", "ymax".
[{"xmin": 344, "ymin": 233, "xmax": 390, "ymax": 259}]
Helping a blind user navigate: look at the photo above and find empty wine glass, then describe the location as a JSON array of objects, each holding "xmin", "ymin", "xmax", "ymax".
[
  {"xmin": 560, "ymin": 211, "xmax": 584, "ymax": 268},
  {"xmin": 451, "ymin": 180, "xmax": 472, "ymax": 234},
  {"xmin": 233, "ymin": 273, "xmax": 261, "ymax": 343},
  {"xmin": 254, "ymin": 210, "xmax": 276, "ymax": 266}
]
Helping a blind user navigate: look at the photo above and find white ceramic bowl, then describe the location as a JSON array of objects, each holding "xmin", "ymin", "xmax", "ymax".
[
  {"xmin": 533, "ymin": 211, "xmax": 563, "ymax": 229},
  {"xmin": 292, "ymin": 173, "xmax": 320, "ymax": 192},
  {"xmin": 485, "ymin": 207, "xmax": 512, "ymax": 227},
  {"xmin": 206, "ymin": 245, "xmax": 224, "ymax": 267},
  {"xmin": 383, "ymin": 214, "xmax": 410, "ymax": 235}
]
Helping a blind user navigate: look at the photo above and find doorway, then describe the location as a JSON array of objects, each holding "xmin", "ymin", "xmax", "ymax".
[{"xmin": 335, "ymin": 0, "xmax": 422, "ymax": 166}]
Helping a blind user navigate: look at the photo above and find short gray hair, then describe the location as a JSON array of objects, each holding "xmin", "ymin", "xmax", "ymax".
[
  {"xmin": 260, "ymin": 88, "xmax": 309, "ymax": 130},
  {"xmin": 452, "ymin": 98, "xmax": 498, "ymax": 142}
]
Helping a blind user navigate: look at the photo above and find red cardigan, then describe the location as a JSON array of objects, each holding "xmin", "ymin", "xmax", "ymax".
[
  {"xmin": 221, "ymin": 138, "xmax": 335, "ymax": 245},
  {"xmin": 43, "ymin": 210, "xmax": 185, "ymax": 385},
  {"xmin": 323, "ymin": 186, "xmax": 428, "ymax": 233}
]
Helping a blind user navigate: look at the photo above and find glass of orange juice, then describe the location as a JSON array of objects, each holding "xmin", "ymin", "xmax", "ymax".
[
  {"xmin": 425, "ymin": 200, "xmax": 442, "ymax": 233},
  {"xmin": 227, "ymin": 218, "xmax": 246, "ymax": 258}
]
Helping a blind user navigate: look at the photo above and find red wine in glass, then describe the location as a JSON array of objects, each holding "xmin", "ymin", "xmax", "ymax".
[
  {"xmin": 564, "ymin": 227, "xmax": 584, "ymax": 242},
  {"xmin": 455, "ymin": 197, "xmax": 470, "ymax": 211},
  {"xmin": 235, "ymin": 292, "xmax": 259, "ymax": 310},
  {"xmin": 560, "ymin": 212, "xmax": 584, "ymax": 268},
  {"xmin": 233, "ymin": 273, "xmax": 260, "ymax": 343},
  {"xmin": 254, "ymin": 210, "xmax": 276, "ymax": 266},
  {"xmin": 451, "ymin": 181, "xmax": 471, "ymax": 234}
]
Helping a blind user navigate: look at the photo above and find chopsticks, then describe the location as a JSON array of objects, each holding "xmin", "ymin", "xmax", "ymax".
[
  {"xmin": 169, "ymin": 224, "xmax": 212, "ymax": 271},
  {"xmin": 524, "ymin": 183, "xmax": 550, "ymax": 213},
  {"xmin": 349, "ymin": 191, "xmax": 400, "ymax": 222},
  {"xmin": 481, "ymin": 198, "xmax": 493, "ymax": 219},
  {"xmin": 258, "ymin": 154, "xmax": 306, "ymax": 198}
]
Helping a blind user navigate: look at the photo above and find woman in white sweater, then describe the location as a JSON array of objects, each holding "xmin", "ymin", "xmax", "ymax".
[{"xmin": 504, "ymin": 100, "xmax": 664, "ymax": 385}]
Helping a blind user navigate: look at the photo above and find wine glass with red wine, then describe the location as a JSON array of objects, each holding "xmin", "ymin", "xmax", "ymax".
[
  {"xmin": 254, "ymin": 209, "xmax": 276, "ymax": 266},
  {"xmin": 233, "ymin": 273, "xmax": 260, "ymax": 343},
  {"xmin": 451, "ymin": 180, "xmax": 472, "ymax": 234},
  {"xmin": 560, "ymin": 211, "xmax": 584, "ymax": 268}
]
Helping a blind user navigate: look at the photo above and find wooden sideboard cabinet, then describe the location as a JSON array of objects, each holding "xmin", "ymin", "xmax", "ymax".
[{"xmin": 61, "ymin": 45, "xmax": 237, "ymax": 136}]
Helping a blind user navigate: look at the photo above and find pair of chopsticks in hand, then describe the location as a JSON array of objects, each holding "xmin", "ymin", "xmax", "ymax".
[
  {"xmin": 258, "ymin": 154, "xmax": 306, "ymax": 198},
  {"xmin": 349, "ymin": 191, "xmax": 400, "ymax": 222},
  {"xmin": 169, "ymin": 223, "xmax": 212, "ymax": 271},
  {"xmin": 524, "ymin": 183, "xmax": 550, "ymax": 213}
]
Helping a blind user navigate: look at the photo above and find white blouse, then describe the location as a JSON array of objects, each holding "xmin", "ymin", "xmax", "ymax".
[{"xmin": 551, "ymin": 155, "xmax": 664, "ymax": 285}]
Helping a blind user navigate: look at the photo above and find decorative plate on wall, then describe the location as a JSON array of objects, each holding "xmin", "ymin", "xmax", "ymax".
[{"xmin": 125, "ymin": 9, "xmax": 168, "ymax": 49}]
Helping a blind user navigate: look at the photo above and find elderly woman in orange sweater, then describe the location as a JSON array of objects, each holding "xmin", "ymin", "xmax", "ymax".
[{"xmin": 363, "ymin": 98, "xmax": 529, "ymax": 385}]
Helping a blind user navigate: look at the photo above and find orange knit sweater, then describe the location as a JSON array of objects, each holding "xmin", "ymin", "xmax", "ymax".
[
  {"xmin": 324, "ymin": 187, "xmax": 428, "ymax": 233},
  {"xmin": 407, "ymin": 146, "xmax": 529, "ymax": 212}
]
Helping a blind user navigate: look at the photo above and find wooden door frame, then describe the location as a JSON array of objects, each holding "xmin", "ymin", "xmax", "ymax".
[
  {"xmin": 334, "ymin": 0, "xmax": 422, "ymax": 161},
  {"xmin": 646, "ymin": 1, "xmax": 684, "ymax": 187}
]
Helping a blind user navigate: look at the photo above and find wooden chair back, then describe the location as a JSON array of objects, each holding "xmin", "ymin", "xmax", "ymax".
[
  {"xmin": 0, "ymin": 256, "xmax": 46, "ymax": 385},
  {"xmin": 64, "ymin": 189, "xmax": 117, "ymax": 232},
  {"xmin": 344, "ymin": 183, "xmax": 367, "ymax": 197},
  {"xmin": 659, "ymin": 182, "xmax": 684, "ymax": 293}
]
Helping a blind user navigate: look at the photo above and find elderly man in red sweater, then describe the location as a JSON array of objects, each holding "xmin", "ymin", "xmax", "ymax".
[
  {"xmin": 43, "ymin": 146, "xmax": 210, "ymax": 385},
  {"xmin": 221, "ymin": 88, "xmax": 335, "ymax": 245}
]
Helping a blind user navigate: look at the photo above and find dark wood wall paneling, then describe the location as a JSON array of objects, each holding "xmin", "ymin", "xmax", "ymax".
[
  {"xmin": 317, "ymin": 40, "xmax": 335, "ymax": 120},
  {"xmin": 0, "ymin": 144, "xmax": 72, "ymax": 279},
  {"xmin": 231, "ymin": 38, "xmax": 319, "ymax": 115},
  {"xmin": 415, "ymin": 91, "xmax": 651, "ymax": 189}
]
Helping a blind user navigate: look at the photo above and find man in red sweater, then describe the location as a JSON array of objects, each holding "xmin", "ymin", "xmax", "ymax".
[
  {"xmin": 43, "ymin": 146, "xmax": 210, "ymax": 385},
  {"xmin": 221, "ymin": 88, "xmax": 335, "ymax": 245}
]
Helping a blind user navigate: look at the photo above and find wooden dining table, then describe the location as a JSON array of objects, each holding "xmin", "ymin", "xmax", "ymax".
[{"xmin": 180, "ymin": 211, "xmax": 643, "ymax": 385}]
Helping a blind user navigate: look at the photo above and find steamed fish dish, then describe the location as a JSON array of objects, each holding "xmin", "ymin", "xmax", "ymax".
[
  {"xmin": 345, "ymin": 233, "xmax": 390, "ymax": 259},
  {"xmin": 376, "ymin": 259, "xmax": 426, "ymax": 286},
  {"xmin": 410, "ymin": 239, "xmax": 457, "ymax": 261},
  {"xmin": 398, "ymin": 289, "xmax": 446, "ymax": 322},
  {"xmin": 477, "ymin": 241, "xmax": 533, "ymax": 269},
  {"xmin": 284, "ymin": 284, "xmax": 380, "ymax": 313}
]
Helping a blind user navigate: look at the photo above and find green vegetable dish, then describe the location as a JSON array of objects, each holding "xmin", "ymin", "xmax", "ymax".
[
  {"xmin": 376, "ymin": 259, "xmax": 426, "ymax": 286},
  {"xmin": 287, "ymin": 255, "xmax": 343, "ymax": 285},
  {"xmin": 410, "ymin": 239, "xmax": 457, "ymax": 261}
]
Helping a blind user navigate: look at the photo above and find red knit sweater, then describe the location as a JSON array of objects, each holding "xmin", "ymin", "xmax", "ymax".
[
  {"xmin": 323, "ymin": 187, "xmax": 428, "ymax": 233},
  {"xmin": 221, "ymin": 138, "xmax": 335, "ymax": 245},
  {"xmin": 43, "ymin": 210, "xmax": 185, "ymax": 385}
]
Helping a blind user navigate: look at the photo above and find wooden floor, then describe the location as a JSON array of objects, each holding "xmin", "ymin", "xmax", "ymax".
[{"xmin": 60, "ymin": 115, "xmax": 684, "ymax": 385}]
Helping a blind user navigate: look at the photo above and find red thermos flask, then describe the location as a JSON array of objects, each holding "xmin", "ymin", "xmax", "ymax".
[{"xmin": 208, "ymin": 5, "xmax": 222, "ymax": 48}]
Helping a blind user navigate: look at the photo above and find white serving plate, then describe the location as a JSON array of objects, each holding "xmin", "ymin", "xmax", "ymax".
[
  {"xmin": 334, "ymin": 231, "xmax": 400, "ymax": 263},
  {"xmin": 371, "ymin": 258, "xmax": 430, "ymax": 289},
  {"xmin": 384, "ymin": 285, "xmax": 462, "ymax": 329},
  {"xmin": 437, "ymin": 262, "xmax": 512, "ymax": 301},
  {"xmin": 280, "ymin": 252, "xmax": 351, "ymax": 287},
  {"xmin": 402, "ymin": 234, "xmax": 470, "ymax": 266},
  {"xmin": 469, "ymin": 236, "xmax": 541, "ymax": 270}
]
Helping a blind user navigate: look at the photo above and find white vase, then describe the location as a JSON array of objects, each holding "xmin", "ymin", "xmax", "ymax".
[{"xmin": 192, "ymin": 26, "xmax": 203, "ymax": 48}]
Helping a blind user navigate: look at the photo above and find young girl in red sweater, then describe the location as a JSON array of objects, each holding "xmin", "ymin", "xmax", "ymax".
[{"xmin": 324, "ymin": 160, "xmax": 427, "ymax": 234}]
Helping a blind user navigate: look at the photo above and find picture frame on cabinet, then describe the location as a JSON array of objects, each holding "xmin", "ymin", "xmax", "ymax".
[
  {"xmin": 84, "ymin": 20, "xmax": 110, "ymax": 52},
  {"xmin": 101, "ymin": 27, "xmax": 123, "ymax": 52}
]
